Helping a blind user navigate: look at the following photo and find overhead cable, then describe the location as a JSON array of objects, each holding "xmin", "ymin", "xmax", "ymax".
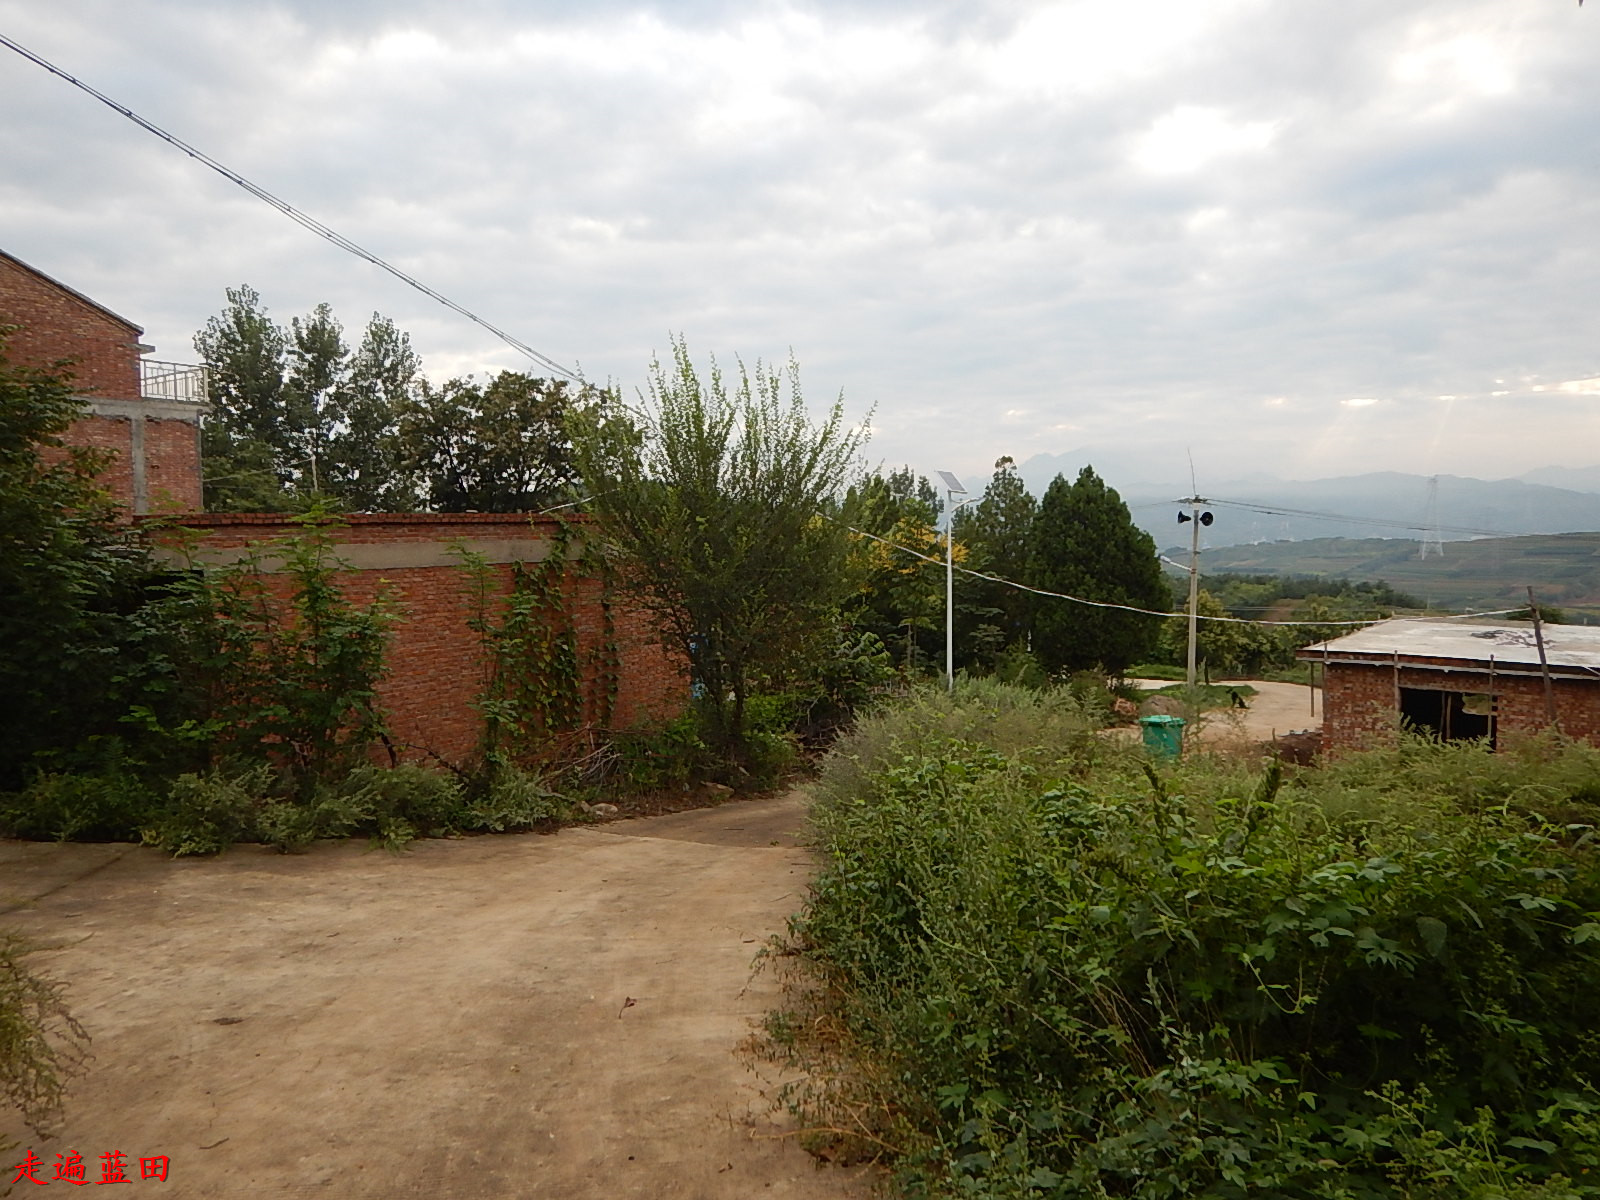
[
  {"xmin": 847, "ymin": 524, "xmax": 1520, "ymax": 627},
  {"xmin": 0, "ymin": 33, "xmax": 578, "ymax": 381},
  {"xmin": 1205, "ymin": 497, "xmax": 1517, "ymax": 539}
]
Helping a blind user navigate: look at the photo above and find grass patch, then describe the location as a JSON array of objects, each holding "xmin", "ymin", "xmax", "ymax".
[{"xmin": 771, "ymin": 689, "xmax": 1600, "ymax": 1198}]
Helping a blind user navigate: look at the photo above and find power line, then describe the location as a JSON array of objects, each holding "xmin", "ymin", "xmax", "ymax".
[
  {"xmin": 0, "ymin": 33, "xmax": 578, "ymax": 382},
  {"xmin": 1205, "ymin": 497, "xmax": 1517, "ymax": 539},
  {"xmin": 845, "ymin": 523, "xmax": 1518, "ymax": 627}
]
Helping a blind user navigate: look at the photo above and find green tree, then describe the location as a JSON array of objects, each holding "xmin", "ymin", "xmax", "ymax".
[
  {"xmin": 193, "ymin": 285, "xmax": 294, "ymax": 511},
  {"xmin": 0, "ymin": 331, "xmax": 153, "ymax": 789},
  {"xmin": 327, "ymin": 314, "xmax": 422, "ymax": 511},
  {"xmin": 843, "ymin": 467, "xmax": 948, "ymax": 671},
  {"xmin": 952, "ymin": 455, "xmax": 1037, "ymax": 653},
  {"xmin": 400, "ymin": 371, "xmax": 583, "ymax": 512},
  {"xmin": 569, "ymin": 337, "xmax": 866, "ymax": 770},
  {"xmin": 195, "ymin": 290, "xmax": 424, "ymax": 512},
  {"xmin": 282, "ymin": 302, "xmax": 350, "ymax": 493},
  {"xmin": 1029, "ymin": 466, "xmax": 1167, "ymax": 675}
]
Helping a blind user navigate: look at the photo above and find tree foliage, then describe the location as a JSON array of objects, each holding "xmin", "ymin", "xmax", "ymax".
[
  {"xmin": 569, "ymin": 337, "xmax": 867, "ymax": 769},
  {"xmin": 400, "ymin": 372, "xmax": 583, "ymax": 512},
  {"xmin": 844, "ymin": 467, "xmax": 952, "ymax": 670},
  {"xmin": 952, "ymin": 455, "xmax": 1037, "ymax": 658},
  {"xmin": 193, "ymin": 287, "xmax": 579, "ymax": 513},
  {"xmin": 1029, "ymin": 466, "xmax": 1167, "ymax": 674},
  {"xmin": 0, "ymin": 330, "xmax": 155, "ymax": 791}
]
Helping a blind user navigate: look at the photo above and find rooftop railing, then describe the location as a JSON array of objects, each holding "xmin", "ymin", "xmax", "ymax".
[{"xmin": 140, "ymin": 359, "xmax": 209, "ymax": 405}]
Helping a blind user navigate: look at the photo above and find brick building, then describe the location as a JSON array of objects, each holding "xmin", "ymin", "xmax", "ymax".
[
  {"xmin": 6, "ymin": 248, "xmax": 686, "ymax": 752},
  {"xmin": 1301, "ymin": 618, "xmax": 1600, "ymax": 752},
  {"xmin": 1, "ymin": 249, "xmax": 208, "ymax": 513}
]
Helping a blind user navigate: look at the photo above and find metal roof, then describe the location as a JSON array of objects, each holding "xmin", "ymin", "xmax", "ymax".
[{"xmin": 1300, "ymin": 618, "xmax": 1600, "ymax": 672}]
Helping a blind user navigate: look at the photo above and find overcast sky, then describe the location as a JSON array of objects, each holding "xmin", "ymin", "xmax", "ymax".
[{"xmin": 3, "ymin": 0, "xmax": 1598, "ymax": 496}]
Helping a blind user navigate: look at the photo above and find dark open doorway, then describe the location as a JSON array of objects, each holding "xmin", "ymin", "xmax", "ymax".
[{"xmin": 1399, "ymin": 687, "xmax": 1496, "ymax": 746}]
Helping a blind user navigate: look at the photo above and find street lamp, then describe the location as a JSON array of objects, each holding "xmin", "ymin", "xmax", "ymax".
[{"xmin": 938, "ymin": 471, "xmax": 977, "ymax": 693}]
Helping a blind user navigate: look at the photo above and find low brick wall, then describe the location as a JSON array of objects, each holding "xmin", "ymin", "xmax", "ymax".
[{"xmin": 144, "ymin": 513, "xmax": 687, "ymax": 766}]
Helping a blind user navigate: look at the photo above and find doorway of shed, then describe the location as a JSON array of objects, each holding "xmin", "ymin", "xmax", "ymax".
[{"xmin": 1399, "ymin": 686, "xmax": 1495, "ymax": 747}]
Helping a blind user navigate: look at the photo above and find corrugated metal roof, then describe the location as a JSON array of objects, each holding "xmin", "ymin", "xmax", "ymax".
[{"xmin": 1300, "ymin": 618, "xmax": 1600, "ymax": 671}]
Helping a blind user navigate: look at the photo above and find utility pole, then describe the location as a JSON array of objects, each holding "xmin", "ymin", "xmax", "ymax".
[
  {"xmin": 1528, "ymin": 586, "xmax": 1557, "ymax": 726},
  {"xmin": 1177, "ymin": 497, "xmax": 1213, "ymax": 690}
]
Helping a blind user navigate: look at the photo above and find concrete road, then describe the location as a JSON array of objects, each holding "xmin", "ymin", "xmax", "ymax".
[{"xmin": 0, "ymin": 793, "xmax": 869, "ymax": 1199}]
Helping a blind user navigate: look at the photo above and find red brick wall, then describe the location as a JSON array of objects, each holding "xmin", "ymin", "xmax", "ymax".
[
  {"xmin": 0, "ymin": 252, "xmax": 143, "ymax": 400},
  {"xmin": 145, "ymin": 514, "xmax": 687, "ymax": 765},
  {"xmin": 1322, "ymin": 659, "xmax": 1600, "ymax": 753},
  {"xmin": 143, "ymin": 416, "xmax": 204, "ymax": 512},
  {"xmin": 3, "ymin": 251, "xmax": 204, "ymax": 513}
]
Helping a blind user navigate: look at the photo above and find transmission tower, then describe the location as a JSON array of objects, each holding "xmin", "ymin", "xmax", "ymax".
[{"xmin": 1419, "ymin": 475, "xmax": 1444, "ymax": 560}]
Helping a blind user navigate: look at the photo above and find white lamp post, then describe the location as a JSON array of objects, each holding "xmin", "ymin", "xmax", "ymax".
[{"xmin": 937, "ymin": 471, "xmax": 975, "ymax": 693}]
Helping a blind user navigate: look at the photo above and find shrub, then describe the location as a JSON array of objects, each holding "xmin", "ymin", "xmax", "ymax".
[
  {"xmin": 0, "ymin": 761, "xmax": 159, "ymax": 842},
  {"xmin": 781, "ymin": 699, "xmax": 1600, "ymax": 1198},
  {"xmin": 0, "ymin": 933, "xmax": 90, "ymax": 1153}
]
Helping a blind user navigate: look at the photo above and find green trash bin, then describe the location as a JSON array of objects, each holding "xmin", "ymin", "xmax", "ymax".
[{"xmin": 1139, "ymin": 714, "xmax": 1186, "ymax": 760}]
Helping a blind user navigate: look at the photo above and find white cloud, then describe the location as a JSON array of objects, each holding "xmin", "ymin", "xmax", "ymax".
[
  {"xmin": 2, "ymin": 0, "xmax": 1599, "ymax": 491},
  {"xmin": 1130, "ymin": 106, "xmax": 1277, "ymax": 176}
]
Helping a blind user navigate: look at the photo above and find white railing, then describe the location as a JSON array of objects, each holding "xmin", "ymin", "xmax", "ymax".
[{"xmin": 140, "ymin": 359, "xmax": 209, "ymax": 405}]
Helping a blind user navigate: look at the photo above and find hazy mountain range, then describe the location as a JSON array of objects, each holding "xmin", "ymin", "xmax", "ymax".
[{"xmin": 1009, "ymin": 453, "xmax": 1600, "ymax": 548}]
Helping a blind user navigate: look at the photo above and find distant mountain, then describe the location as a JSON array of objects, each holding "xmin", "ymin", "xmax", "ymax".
[
  {"xmin": 1012, "ymin": 455, "xmax": 1600, "ymax": 547},
  {"xmin": 1519, "ymin": 466, "xmax": 1600, "ymax": 494}
]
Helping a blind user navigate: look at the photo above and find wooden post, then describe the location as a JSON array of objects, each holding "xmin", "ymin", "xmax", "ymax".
[{"xmin": 1528, "ymin": 586, "xmax": 1557, "ymax": 727}]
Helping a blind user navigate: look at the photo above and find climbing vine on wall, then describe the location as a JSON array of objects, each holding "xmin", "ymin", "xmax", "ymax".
[{"xmin": 458, "ymin": 519, "xmax": 620, "ymax": 767}]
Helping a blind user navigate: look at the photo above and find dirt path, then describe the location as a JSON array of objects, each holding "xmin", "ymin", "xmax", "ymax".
[
  {"xmin": 1196, "ymin": 679, "xmax": 1322, "ymax": 745},
  {"xmin": 1127, "ymin": 679, "xmax": 1321, "ymax": 751},
  {"xmin": 0, "ymin": 793, "xmax": 870, "ymax": 1199}
]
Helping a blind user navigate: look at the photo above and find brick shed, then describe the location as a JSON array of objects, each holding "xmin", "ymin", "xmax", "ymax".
[
  {"xmin": 145, "ymin": 513, "xmax": 687, "ymax": 766},
  {"xmin": 1301, "ymin": 618, "xmax": 1600, "ymax": 752},
  {"xmin": 1, "ymin": 248, "xmax": 208, "ymax": 513}
]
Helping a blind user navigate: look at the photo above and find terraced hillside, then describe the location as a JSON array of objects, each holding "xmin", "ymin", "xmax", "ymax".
[{"xmin": 1190, "ymin": 533, "xmax": 1600, "ymax": 618}]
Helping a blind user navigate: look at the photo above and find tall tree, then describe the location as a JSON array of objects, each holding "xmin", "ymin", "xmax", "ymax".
[
  {"xmin": 1029, "ymin": 466, "xmax": 1168, "ymax": 675},
  {"xmin": 569, "ymin": 337, "xmax": 866, "ymax": 768},
  {"xmin": 400, "ymin": 371, "xmax": 581, "ymax": 512},
  {"xmin": 282, "ymin": 302, "xmax": 349, "ymax": 492},
  {"xmin": 326, "ymin": 314, "xmax": 421, "ymax": 511},
  {"xmin": 195, "ymin": 290, "xmax": 424, "ymax": 512},
  {"xmin": 844, "ymin": 467, "xmax": 950, "ymax": 670},
  {"xmin": 952, "ymin": 455, "xmax": 1037, "ymax": 651},
  {"xmin": 193, "ymin": 285, "xmax": 293, "ymax": 511}
]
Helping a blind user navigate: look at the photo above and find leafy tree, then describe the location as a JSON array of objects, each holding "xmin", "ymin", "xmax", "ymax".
[
  {"xmin": 400, "ymin": 371, "xmax": 584, "ymax": 512},
  {"xmin": 327, "ymin": 314, "xmax": 422, "ymax": 511},
  {"xmin": 843, "ymin": 467, "xmax": 951, "ymax": 670},
  {"xmin": 1029, "ymin": 466, "xmax": 1167, "ymax": 675},
  {"xmin": 195, "ymin": 290, "xmax": 426, "ymax": 512},
  {"xmin": 569, "ymin": 337, "xmax": 866, "ymax": 770},
  {"xmin": 0, "ymin": 331, "xmax": 154, "ymax": 789},
  {"xmin": 282, "ymin": 302, "xmax": 349, "ymax": 492},
  {"xmin": 952, "ymin": 455, "xmax": 1037, "ymax": 652},
  {"xmin": 193, "ymin": 285, "xmax": 295, "ymax": 511}
]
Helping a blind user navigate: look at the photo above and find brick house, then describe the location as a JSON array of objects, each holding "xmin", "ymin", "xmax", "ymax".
[
  {"xmin": 4, "ymin": 248, "xmax": 685, "ymax": 757},
  {"xmin": 1, "ymin": 249, "xmax": 208, "ymax": 513},
  {"xmin": 1301, "ymin": 618, "xmax": 1600, "ymax": 752}
]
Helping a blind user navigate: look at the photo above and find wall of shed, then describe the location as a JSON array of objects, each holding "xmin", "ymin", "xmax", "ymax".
[
  {"xmin": 146, "ymin": 514, "xmax": 687, "ymax": 765},
  {"xmin": 1322, "ymin": 659, "xmax": 1600, "ymax": 752}
]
